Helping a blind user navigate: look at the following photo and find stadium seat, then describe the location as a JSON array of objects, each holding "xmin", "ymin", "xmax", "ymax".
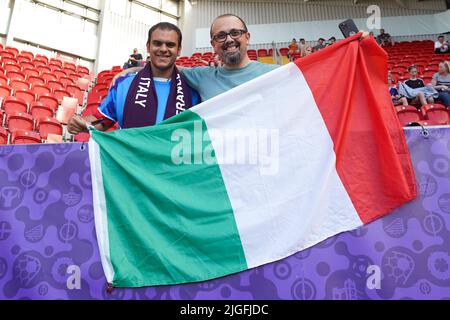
[
  {"xmin": 1, "ymin": 56, "xmax": 18, "ymax": 65},
  {"xmin": 2, "ymin": 96, "xmax": 28, "ymax": 115},
  {"xmin": 11, "ymin": 130, "xmax": 41, "ymax": 144},
  {"xmin": 0, "ymin": 126, "xmax": 7, "ymax": 145},
  {"xmin": 258, "ymin": 49, "xmax": 268, "ymax": 57},
  {"xmin": 10, "ymin": 79, "xmax": 30, "ymax": 91},
  {"xmin": 0, "ymin": 84, "xmax": 13, "ymax": 99},
  {"xmin": 30, "ymin": 102, "xmax": 53, "ymax": 120},
  {"xmin": 7, "ymin": 111, "xmax": 34, "ymax": 133},
  {"xmin": 49, "ymin": 58, "xmax": 63, "ymax": 68},
  {"xmin": 0, "ymin": 74, "xmax": 8, "ymax": 86},
  {"xmin": 16, "ymin": 54, "xmax": 32, "ymax": 63},
  {"xmin": 6, "ymin": 70, "xmax": 25, "ymax": 81},
  {"xmin": 37, "ymin": 117, "xmax": 63, "ymax": 139},
  {"xmin": 4, "ymin": 63, "xmax": 21, "ymax": 73},
  {"xmin": 53, "ymin": 88, "xmax": 71, "ymax": 103},
  {"xmin": 47, "ymin": 80, "xmax": 64, "ymax": 92},
  {"xmin": 37, "ymin": 65, "xmax": 52, "ymax": 74},
  {"xmin": 22, "ymin": 67, "xmax": 39, "ymax": 78},
  {"xmin": 42, "ymin": 72, "xmax": 57, "ymax": 82},
  {"xmin": 76, "ymin": 66, "xmax": 89, "ymax": 74},
  {"xmin": 15, "ymin": 89, "xmax": 35, "ymax": 105},
  {"xmin": 0, "ymin": 50, "xmax": 15, "ymax": 60},
  {"xmin": 37, "ymin": 93, "xmax": 59, "ymax": 111},
  {"xmin": 33, "ymin": 60, "xmax": 47, "ymax": 68},
  {"xmin": 20, "ymin": 51, "xmax": 34, "ymax": 61},
  {"xmin": 421, "ymin": 104, "xmax": 449, "ymax": 125},
  {"xmin": 27, "ymin": 75, "xmax": 46, "ymax": 86},
  {"xmin": 54, "ymin": 69, "xmax": 67, "ymax": 79},
  {"xmin": 279, "ymin": 48, "xmax": 289, "ymax": 56},
  {"xmin": 32, "ymin": 84, "xmax": 51, "ymax": 96},
  {"xmin": 35, "ymin": 54, "xmax": 48, "ymax": 64},
  {"xmin": 66, "ymin": 84, "xmax": 83, "ymax": 105},
  {"xmin": 60, "ymin": 76, "xmax": 74, "ymax": 87},
  {"xmin": 5, "ymin": 46, "xmax": 19, "ymax": 56},
  {"xmin": 396, "ymin": 105, "xmax": 422, "ymax": 126}
]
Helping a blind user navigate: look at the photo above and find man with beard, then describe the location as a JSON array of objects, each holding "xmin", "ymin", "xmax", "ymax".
[{"xmin": 67, "ymin": 22, "xmax": 200, "ymax": 134}]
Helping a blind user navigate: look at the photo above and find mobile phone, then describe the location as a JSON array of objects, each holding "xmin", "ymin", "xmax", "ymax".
[{"xmin": 339, "ymin": 19, "xmax": 359, "ymax": 38}]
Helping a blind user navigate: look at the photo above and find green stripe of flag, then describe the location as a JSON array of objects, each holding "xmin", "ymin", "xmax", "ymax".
[{"xmin": 91, "ymin": 110, "xmax": 247, "ymax": 287}]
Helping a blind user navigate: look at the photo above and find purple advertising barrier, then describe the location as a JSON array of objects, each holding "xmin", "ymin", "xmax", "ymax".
[{"xmin": 0, "ymin": 127, "xmax": 449, "ymax": 300}]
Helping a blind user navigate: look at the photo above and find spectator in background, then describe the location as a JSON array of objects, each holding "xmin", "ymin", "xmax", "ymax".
[
  {"xmin": 388, "ymin": 71, "xmax": 408, "ymax": 106},
  {"xmin": 298, "ymin": 38, "xmax": 306, "ymax": 51},
  {"xmin": 376, "ymin": 29, "xmax": 394, "ymax": 47},
  {"xmin": 431, "ymin": 61, "xmax": 450, "ymax": 107},
  {"xmin": 400, "ymin": 65, "xmax": 435, "ymax": 107},
  {"xmin": 326, "ymin": 37, "xmax": 336, "ymax": 47},
  {"xmin": 301, "ymin": 45, "xmax": 312, "ymax": 58},
  {"xmin": 288, "ymin": 38, "xmax": 299, "ymax": 61},
  {"xmin": 313, "ymin": 38, "xmax": 326, "ymax": 52},
  {"xmin": 123, "ymin": 48, "xmax": 143, "ymax": 69},
  {"xmin": 434, "ymin": 35, "xmax": 449, "ymax": 54}
]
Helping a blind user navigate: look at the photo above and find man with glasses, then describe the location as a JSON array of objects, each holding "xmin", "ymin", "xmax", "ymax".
[{"xmin": 115, "ymin": 14, "xmax": 279, "ymax": 102}]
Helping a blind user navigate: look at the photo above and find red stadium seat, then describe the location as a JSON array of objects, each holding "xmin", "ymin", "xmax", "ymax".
[
  {"xmin": 6, "ymin": 70, "xmax": 25, "ymax": 81},
  {"xmin": 37, "ymin": 65, "xmax": 51, "ymax": 74},
  {"xmin": 2, "ymin": 96, "xmax": 28, "ymax": 115},
  {"xmin": 0, "ymin": 84, "xmax": 13, "ymax": 99},
  {"xmin": 47, "ymin": 80, "xmax": 64, "ymax": 92},
  {"xmin": 0, "ymin": 56, "xmax": 18, "ymax": 65},
  {"xmin": 42, "ymin": 72, "xmax": 57, "ymax": 82},
  {"xmin": 37, "ymin": 93, "xmax": 59, "ymax": 112},
  {"xmin": 0, "ymin": 74, "xmax": 8, "ymax": 86},
  {"xmin": 3, "ymin": 63, "xmax": 21, "ymax": 73},
  {"xmin": 279, "ymin": 48, "xmax": 289, "ymax": 56},
  {"xmin": 17, "ymin": 54, "xmax": 32, "ymax": 63},
  {"xmin": 11, "ymin": 130, "xmax": 41, "ymax": 144},
  {"xmin": 60, "ymin": 76, "xmax": 74, "ymax": 87},
  {"xmin": 53, "ymin": 88, "xmax": 71, "ymax": 103},
  {"xmin": 63, "ymin": 62, "xmax": 77, "ymax": 71},
  {"xmin": 5, "ymin": 46, "xmax": 19, "ymax": 56},
  {"xmin": 22, "ymin": 67, "xmax": 39, "ymax": 78},
  {"xmin": 54, "ymin": 69, "xmax": 67, "ymax": 79},
  {"xmin": 10, "ymin": 79, "xmax": 30, "ymax": 91},
  {"xmin": 49, "ymin": 58, "xmax": 63, "ymax": 68},
  {"xmin": 33, "ymin": 60, "xmax": 47, "ymax": 68},
  {"xmin": 20, "ymin": 51, "xmax": 34, "ymax": 61},
  {"xmin": 257, "ymin": 49, "xmax": 268, "ymax": 57},
  {"xmin": 15, "ymin": 89, "xmax": 35, "ymax": 105},
  {"xmin": 76, "ymin": 66, "xmax": 90, "ymax": 74},
  {"xmin": 66, "ymin": 84, "xmax": 83, "ymax": 105},
  {"xmin": 421, "ymin": 104, "xmax": 449, "ymax": 125},
  {"xmin": 0, "ymin": 50, "xmax": 15, "ymax": 60},
  {"xmin": 7, "ymin": 111, "xmax": 34, "ymax": 133},
  {"xmin": 37, "ymin": 117, "xmax": 62, "ymax": 139},
  {"xmin": 0, "ymin": 126, "xmax": 7, "ymax": 145},
  {"xmin": 27, "ymin": 75, "xmax": 45, "ymax": 86},
  {"xmin": 396, "ymin": 105, "xmax": 422, "ymax": 126},
  {"xmin": 35, "ymin": 54, "xmax": 48, "ymax": 64},
  {"xmin": 32, "ymin": 84, "xmax": 51, "ymax": 96},
  {"xmin": 30, "ymin": 102, "xmax": 53, "ymax": 120}
]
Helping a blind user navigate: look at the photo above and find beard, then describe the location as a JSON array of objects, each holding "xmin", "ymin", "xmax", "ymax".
[{"xmin": 221, "ymin": 40, "xmax": 242, "ymax": 65}]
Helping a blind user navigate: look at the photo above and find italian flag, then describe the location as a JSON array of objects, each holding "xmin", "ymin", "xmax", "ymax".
[{"xmin": 89, "ymin": 34, "xmax": 416, "ymax": 288}]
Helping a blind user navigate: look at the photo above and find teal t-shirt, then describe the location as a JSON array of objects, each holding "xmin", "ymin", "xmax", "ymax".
[{"xmin": 181, "ymin": 61, "xmax": 279, "ymax": 101}]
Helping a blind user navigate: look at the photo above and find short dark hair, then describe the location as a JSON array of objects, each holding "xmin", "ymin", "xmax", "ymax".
[
  {"xmin": 438, "ymin": 35, "xmax": 444, "ymax": 39},
  {"xmin": 300, "ymin": 38, "xmax": 305, "ymax": 41},
  {"xmin": 318, "ymin": 38, "xmax": 325, "ymax": 41},
  {"xmin": 147, "ymin": 22, "xmax": 182, "ymax": 47},
  {"xmin": 210, "ymin": 14, "xmax": 248, "ymax": 38},
  {"xmin": 407, "ymin": 64, "xmax": 417, "ymax": 72}
]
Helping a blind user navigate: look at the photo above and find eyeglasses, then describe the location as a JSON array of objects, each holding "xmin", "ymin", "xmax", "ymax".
[{"xmin": 212, "ymin": 29, "xmax": 247, "ymax": 43}]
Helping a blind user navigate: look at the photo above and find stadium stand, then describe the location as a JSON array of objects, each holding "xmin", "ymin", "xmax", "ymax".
[{"xmin": 1, "ymin": 37, "xmax": 450, "ymax": 145}]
